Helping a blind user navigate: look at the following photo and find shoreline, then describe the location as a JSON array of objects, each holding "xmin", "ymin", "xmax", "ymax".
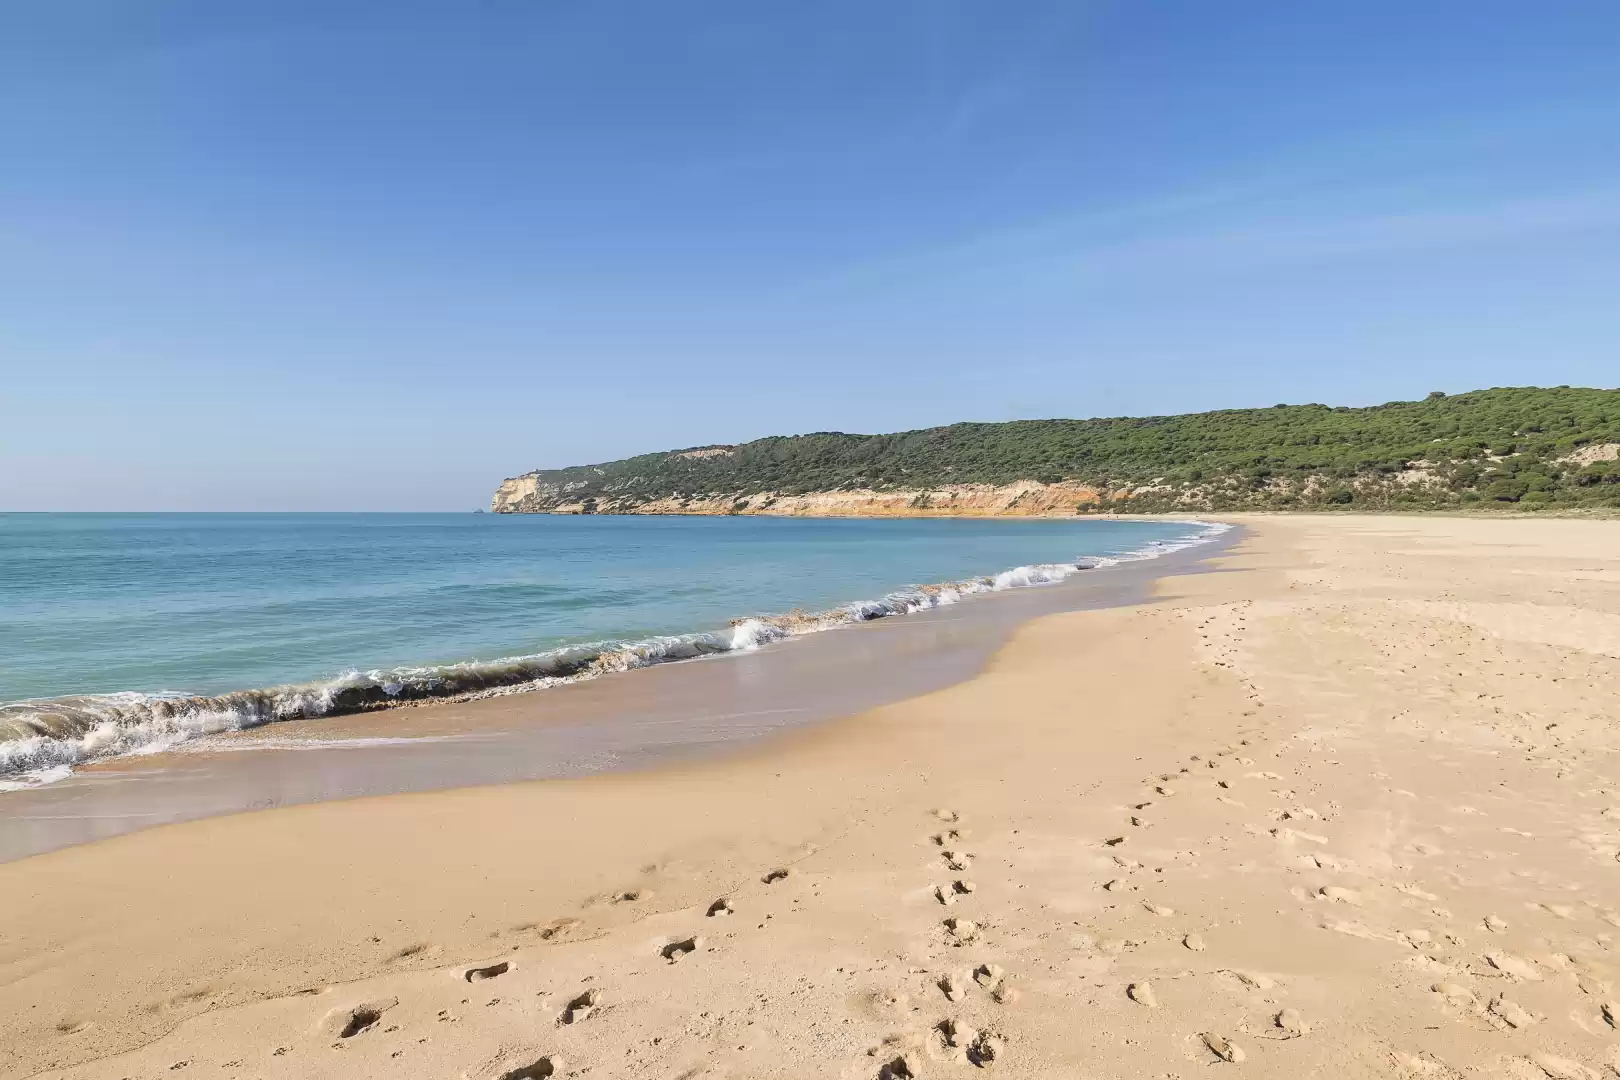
[
  {"xmin": 4, "ymin": 514, "xmax": 1619, "ymax": 1079},
  {"xmin": 0, "ymin": 524, "xmax": 1236, "ymax": 862},
  {"xmin": 0, "ymin": 518, "xmax": 1226, "ymax": 792}
]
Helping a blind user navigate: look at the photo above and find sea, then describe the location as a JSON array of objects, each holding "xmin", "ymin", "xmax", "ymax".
[{"xmin": 0, "ymin": 513, "xmax": 1227, "ymax": 791}]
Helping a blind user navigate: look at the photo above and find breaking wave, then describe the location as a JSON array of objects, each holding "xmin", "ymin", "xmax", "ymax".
[{"xmin": 0, "ymin": 521, "xmax": 1230, "ymax": 789}]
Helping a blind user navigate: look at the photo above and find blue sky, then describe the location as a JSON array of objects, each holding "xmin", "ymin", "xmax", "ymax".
[{"xmin": 3, "ymin": 1, "xmax": 1618, "ymax": 510}]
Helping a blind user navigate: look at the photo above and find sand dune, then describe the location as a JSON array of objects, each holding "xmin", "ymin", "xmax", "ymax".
[{"xmin": 3, "ymin": 514, "xmax": 1619, "ymax": 1079}]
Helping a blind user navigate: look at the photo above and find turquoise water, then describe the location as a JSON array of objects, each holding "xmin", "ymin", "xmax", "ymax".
[{"xmin": 0, "ymin": 513, "xmax": 1221, "ymax": 783}]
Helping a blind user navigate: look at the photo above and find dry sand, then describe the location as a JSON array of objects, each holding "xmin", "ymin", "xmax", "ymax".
[{"xmin": 3, "ymin": 514, "xmax": 1619, "ymax": 1080}]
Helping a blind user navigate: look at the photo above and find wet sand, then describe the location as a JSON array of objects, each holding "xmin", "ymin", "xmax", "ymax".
[
  {"xmin": 0, "ymin": 533, "xmax": 1234, "ymax": 862},
  {"xmin": 4, "ymin": 515, "xmax": 1620, "ymax": 1080}
]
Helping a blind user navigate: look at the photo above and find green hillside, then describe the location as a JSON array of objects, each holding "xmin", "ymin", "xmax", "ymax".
[{"xmin": 496, "ymin": 386, "xmax": 1620, "ymax": 512}]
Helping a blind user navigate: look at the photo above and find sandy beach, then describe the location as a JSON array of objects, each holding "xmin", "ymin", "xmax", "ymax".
[{"xmin": 4, "ymin": 513, "xmax": 1619, "ymax": 1080}]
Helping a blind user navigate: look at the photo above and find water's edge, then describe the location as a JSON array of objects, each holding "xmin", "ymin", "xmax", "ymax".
[
  {"xmin": 1, "ymin": 522, "xmax": 1230, "ymax": 790},
  {"xmin": 0, "ymin": 523, "xmax": 1239, "ymax": 862}
]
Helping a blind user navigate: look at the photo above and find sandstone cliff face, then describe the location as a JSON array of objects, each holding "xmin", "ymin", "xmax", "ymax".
[
  {"xmin": 490, "ymin": 470, "xmax": 607, "ymax": 513},
  {"xmin": 491, "ymin": 476, "xmax": 1111, "ymax": 517}
]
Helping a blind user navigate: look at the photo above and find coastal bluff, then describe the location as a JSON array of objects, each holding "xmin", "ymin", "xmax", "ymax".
[
  {"xmin": 490, "ymin": 387, "xmax": 1620, "ymax": 515},
  {"xmin": 490, "ymin": 473, "xmax": 1106, "ymax": 517}
]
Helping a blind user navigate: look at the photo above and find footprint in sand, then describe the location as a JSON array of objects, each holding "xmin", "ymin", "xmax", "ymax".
[
  {"xmin": 933, "ymin": 809, "xmax": 961, "ymax": 823},
  {"xmin": 1484, "ymin": 950, "xmax": 1543, "ymax": 981},
  {"xmin": 939, "ymin": 972, "xmax": 966, "ymax": 1001},
  {"xmin": 1275, "ymin": 1008, "xmax": 1309, "ymax": 1036},
  {"xmin": 878, "ymin": 1053, "xmax": 920, "ymax": 1079},
  {"xmin": 1202, "ymin": 1032, "xmax": 1246, "ymax": 1063},
  {"xmin": 1184, "ymin": 933, "xmax": 1207, "ymax": 952},
  {"xmin": 1318, "ymin": 886, "xmax": 1363, "ymax": 906},
  {"xmin": 935, "ymin": 880, "xmax": 975, "ymax": 905},
  {"xmin": 387, "ymin": 942, "xmax": 433, "ymax": 962},
  {"xmin": 1522, "ymin": 1053, "xmax": 1602, "ymax": 1080},
  {"xmin": 707, "ymin": 898, "xmax": 734, "ymax": 917},
  {"xmin": 465, "ymin": 962, "xmax": 511, "ymax": 983},
  {"xmin": 532, "ymin": 918, "xmax": 581, "ymax": 942},
  {"xmin": 762, "ymin": 868, "xmax": 791, "ymax": 884},
  {"xmin": 942, "ymin": 851, "xmax": 973, "ymax": 871},
  {"xmin": 966, "ymin": 1031, "xmax": 1006, "ymax": 1067},
  {"xmin": 661, "ymin": 936, "xmax": 703, "ymax": 962},
  {"xmin": 973, "ymin": 963, "xmax": 1005, "ymax": 990},
  {"xmin": 498, "ymin": 1057, "xmax": 561, "ymax": 1080},
  {"xmin": 560, "ymin": 989, "xmax": 599, "ymax": 1025},
  {"xmin": 1223, "ymin": 969, "xmax": 1275, "ymax": 991},
  {"xmin": 326, "ymin": 998, "xmax": 397, "ymax": 1039},
  {"xmin": 1127, "ymin": 981, "xmax": 1157, "ymax": 1007},
  {"xmin": 1431, "ymin": 981, "xmax": 1481, "ymax": 1017},
  {"xmin": 944, "ymin": 917, "xmax": 978, "ymax": 944},
  {"xmin": 1487, "ymin": 993, "xmax": 1538, "ymax": 1029}
]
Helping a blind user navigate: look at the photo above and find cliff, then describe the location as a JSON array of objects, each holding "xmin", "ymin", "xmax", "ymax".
[
  {"xmin": 490, "ymin": 478, "xmax": 1111, "ymax": 517},
  {"xmin": 490, "ymin": 387, "xmax": 1620, "ymax": 515}
]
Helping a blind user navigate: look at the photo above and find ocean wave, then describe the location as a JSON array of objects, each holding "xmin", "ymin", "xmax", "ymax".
[{"xmin": 0, "ymin": 521, "xmax": 1230, "ymax": 788}]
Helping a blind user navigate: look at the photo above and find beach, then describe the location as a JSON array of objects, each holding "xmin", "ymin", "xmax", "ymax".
[{"xmin": 3, "ymin": 513, "xmax": 1619, "ymax": 1079}]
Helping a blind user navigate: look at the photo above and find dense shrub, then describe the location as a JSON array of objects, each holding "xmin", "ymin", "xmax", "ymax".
[{"xmin": 504, "ymin": 386, "xmax": 1620, "ymax": 513}]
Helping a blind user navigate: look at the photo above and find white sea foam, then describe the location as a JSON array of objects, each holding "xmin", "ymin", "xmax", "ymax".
[{"xmin": 0, "ymin": 520, "xmax": 1230, "ymax": 788}]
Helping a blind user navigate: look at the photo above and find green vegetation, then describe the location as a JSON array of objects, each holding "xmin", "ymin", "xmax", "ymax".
[{"xmin": 504, "ymin": 386, "xmax": 1620, "ymax": 513}]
